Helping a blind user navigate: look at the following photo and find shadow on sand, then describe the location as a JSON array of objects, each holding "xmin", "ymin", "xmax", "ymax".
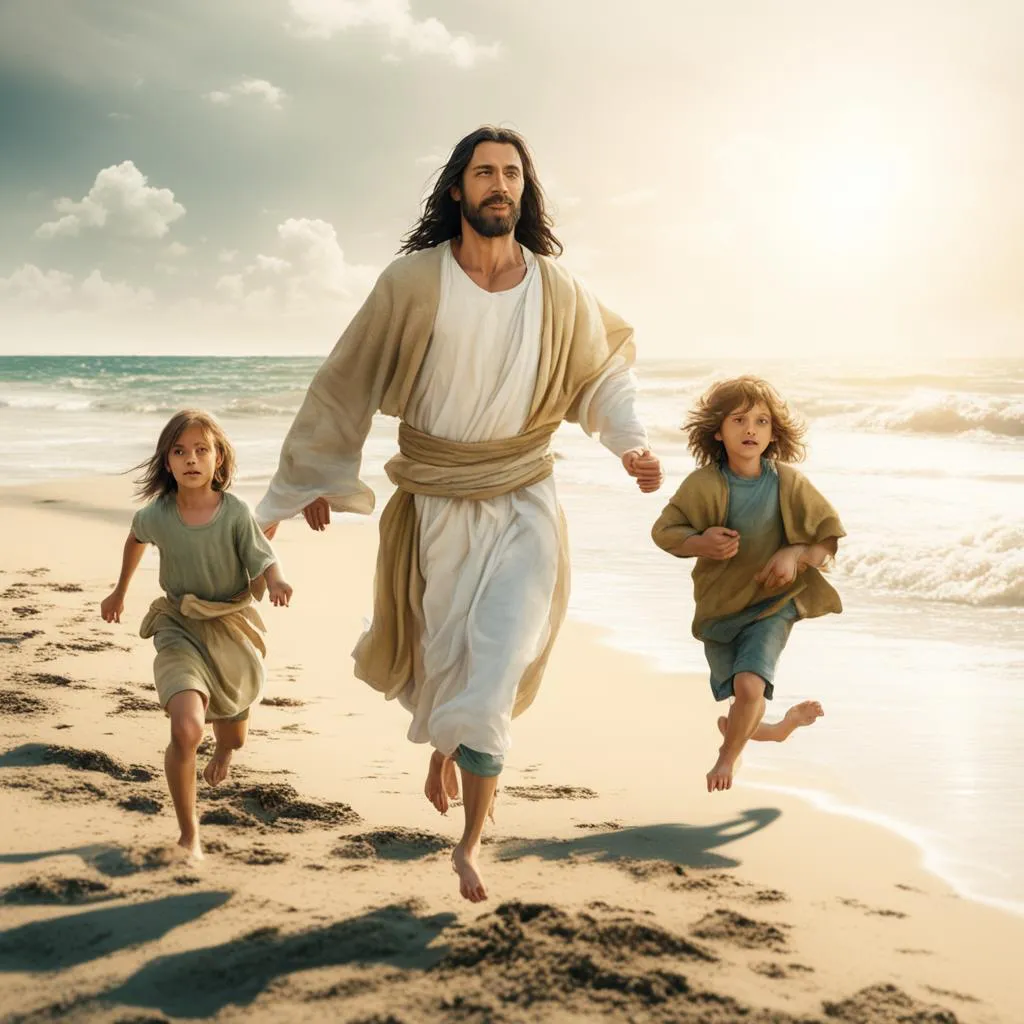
[
  {"xmin": 496, "ymin": 807, "xmax": 781, "ymax": 870},
  {"xmin": 102, "ymin": 902, "xmax": 456, "ymax": 1018},
  {"xmin": 0, "ymin": 891, "xmax": 232, "ymax": 972}
]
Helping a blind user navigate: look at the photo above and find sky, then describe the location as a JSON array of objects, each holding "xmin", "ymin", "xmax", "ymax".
[{"xmin": 1, "ymin": 0, "xmax": 1023, "ymax": 359}]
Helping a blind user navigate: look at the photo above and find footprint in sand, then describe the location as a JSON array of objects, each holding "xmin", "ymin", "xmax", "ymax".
[
  {"xmin": 838, "ymin": 897, "xmax": 908, "ymax": 919},
  {"xmin": 260, "ymin": 696, "xmax": 307, "ymax": 708},
  {"xmin": 691, "ymin": 909, "xmax": 790, "ymax": 952},
  {"xmin": 11, "ymin": 605, "xmax": 46, "ymax": 618},
  {"xmin": 332, "ymin": 828, "xmax": 454, "ymax": 862},
  {"xmin": 0, "ymin": 690, "xmax": 54, "ymax": 716},
  {"xmin": 108, "ymin": 694, "xmax": 162, "ymax": 716},
  {"xmin": 199, "ymin": 782, "xmax": 360, "ymax": 833},
  {"xmin": 824, "ymin": 983, "xmax": 962, "ymax": 1022},
  {"xmin": 0, "ymin": 743, "xmax": 157, "ymax": 783},
  {"xmin": 504, "ymin": 784, "xmax": 598, "ymax": 801},
  {"xmin": 751, "ymin": 960, "xmax": 815, "ymax": 979},
  {"xmin": 0, "ymin": 629, "xmax": 44, "ymax": 646},
  {"xmin": 223, "ymin": 844, "xmax": 290, "ymax": 866},
  {"xmin": 119, "ymin": 794, "xmax": 164, "ymax": 815},
  {"xmin": 13, "ymin": 671, "xmax": 76, "ymax": 688},
  {"xmin": 1, "ymin": 875, "xmax": 114, "ymax": 905}
]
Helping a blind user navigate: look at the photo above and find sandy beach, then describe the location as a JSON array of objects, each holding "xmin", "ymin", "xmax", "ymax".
[{"xmin": 1, "ymin": 474, "xmax": 1021, "ymax": 1023}]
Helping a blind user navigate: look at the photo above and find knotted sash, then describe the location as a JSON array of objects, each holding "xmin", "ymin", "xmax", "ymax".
[
  {"xmin": 140, "ymin": 592, "xmax": 267, "ymax": 719},
  {"xmin": 352, "ymin": 421, "xmax": 570, "ymax": 719}
]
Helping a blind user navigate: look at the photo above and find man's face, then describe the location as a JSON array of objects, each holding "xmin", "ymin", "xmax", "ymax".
[{"xmin": 451, "ymin": 141, "xmax": 525, "ymax": 239}]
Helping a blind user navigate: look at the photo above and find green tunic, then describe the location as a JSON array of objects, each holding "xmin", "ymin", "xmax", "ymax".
[
  {"xmin": 131, "ymin": 491, "xmax": 275, "ymax": 602},
  {"xmin": 131, "ymin": 491, "xmax": 277, "ymax": 721}
]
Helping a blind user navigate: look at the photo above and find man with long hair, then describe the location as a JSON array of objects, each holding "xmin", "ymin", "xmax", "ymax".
[{"xmin": 257, "ymin": 126, "xmax": 663, "ymax": 902}]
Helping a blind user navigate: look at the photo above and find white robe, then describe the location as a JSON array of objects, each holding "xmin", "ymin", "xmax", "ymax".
[
  {"xmin": 258, "ymin": 241, "xmax": 648, "ymax": 759},
  {"xmin": 399, "ymin": 243, "xmax": 647, "ymax": 757}
]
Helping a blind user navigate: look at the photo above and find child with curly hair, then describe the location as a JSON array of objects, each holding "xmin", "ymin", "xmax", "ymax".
[{"xmin": 652, "ymin": 377, "xmax": 845, "ymax": 793}]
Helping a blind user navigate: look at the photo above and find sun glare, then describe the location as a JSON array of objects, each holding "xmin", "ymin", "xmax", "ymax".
[{"xmin": 794, "ymin": 144, "xmax": 914, "ymax": 251}]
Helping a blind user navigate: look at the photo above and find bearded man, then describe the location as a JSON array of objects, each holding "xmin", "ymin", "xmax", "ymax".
[{"xmin": 257, "ymin": 126, "xmax": 663, "ymax": 901}]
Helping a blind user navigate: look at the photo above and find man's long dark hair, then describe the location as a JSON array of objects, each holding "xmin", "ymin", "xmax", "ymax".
[{"xmin": 399, "ymin": 126, "xmax": 563, "ymax": 257}]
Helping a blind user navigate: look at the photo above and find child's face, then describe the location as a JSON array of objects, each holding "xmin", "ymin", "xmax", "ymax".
[
  {"xmin": 166, "ymin": 424, "xmax": 221, "ymax": 492},
  {"xmin": 715, "ymin": 401, "xmax": 774, "ymax": 467}
]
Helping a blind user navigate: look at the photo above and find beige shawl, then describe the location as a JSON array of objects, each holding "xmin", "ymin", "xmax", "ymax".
[{"xmin": 273, "ymin": 243, "xmax": 636, "ymax": 716}]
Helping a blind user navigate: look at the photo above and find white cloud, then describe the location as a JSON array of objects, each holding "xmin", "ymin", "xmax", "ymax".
[
  {"xmin": 35, "ymin": 161, "xmax": 185, "ymax": 240},
  {"xmin": 218, "ymin": 249, "xmax": 239, "ymax": 264},
  {"xmin": 0, "ymin": 264, "xmax": 153, "ymax": 310},
  {"xmin": 252, "ymin": 254, "xmax": 291, "ymax": 274},
  {"xmin": 80, "ymin": 270, "xmax": 155, "ymax": 310},
  {"xmin": 206, "ymin": 78, "xmax": 286, "ymax": 108},
  {"xmin": 209, "ymin": 218, "xmax": 378, "ymax": 316},
  {"xmin": 288, "ymin": 0, "xmax": 499, "ymax": 68},
  {"xmin": 165, "ymin": 242, "xmax": 189, "ymax": 257},
  {"xmin": 0, "ymin": 264, "xmax": 75, "ymax": 304},
  {"xmin": 276, "ymin": 217, "xmax": 378, "ymax": 300}
]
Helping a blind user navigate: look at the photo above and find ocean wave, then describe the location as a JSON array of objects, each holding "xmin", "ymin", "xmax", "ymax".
[
  {"xmin": 851, "ymin": 394, "xmax": 1024, "ymax": 439},
  {"xmin": 837, "ymin": 522, "xmax": 1024, "ymax": 607}
]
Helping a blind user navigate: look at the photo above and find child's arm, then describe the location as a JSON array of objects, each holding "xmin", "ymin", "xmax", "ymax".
[
  {"xmin": 755, "ymin": 537, "xmax": 840, "ymax": 591},
  {"xmin": 262, "ymin": 561, "xmax": 293, "ymax": 608},
  {"xmin": 651, "ymin": 478, "xmax": 738, "ymax": 560},
  {"xmin": 100, "ymin": 533, "xmax": 147, "ymax": 623}
]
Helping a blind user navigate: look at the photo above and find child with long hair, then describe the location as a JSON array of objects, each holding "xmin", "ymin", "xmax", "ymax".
[
  {"xmin": 101, "ymin": 410, "xmax": 292, "ymax": 857},
  {"xmin": 652, "ymin": 377, "xmax": 845, "ymax": 793}
]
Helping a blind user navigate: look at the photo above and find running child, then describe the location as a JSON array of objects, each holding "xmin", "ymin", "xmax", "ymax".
[
  {"xmin": 100, "ymin": 409, "xmax": 292, "ymax": 857},
  {"xmin": 651, "ymin": 377, "xmax": 845, "ymax": 792}
]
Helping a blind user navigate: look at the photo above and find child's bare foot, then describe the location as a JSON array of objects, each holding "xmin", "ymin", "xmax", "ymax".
[
  {"xmin": 452, "ymin": 841, "xmax": 487, "ymax": 902},
  {"xmin": 718, "ymin": 700, "xmax": 824, "ymax": 743},
  {"xmin": 782, "ymin": 700, "xmax": 823, "ymax": 732},
  {"xmin": 706, "ymin": 753, "xmax": 737, "ymax": 792},
  {"xmin": 176, "ymin": 822, "xmax": 204, "ymax": 860},
  {"xmin": 425, "ymin": 750, "xmax": 456, "ymax": 814},
  {"xmin": 202, "ymin": 747, "xmax": 234, "ymax": 787}
]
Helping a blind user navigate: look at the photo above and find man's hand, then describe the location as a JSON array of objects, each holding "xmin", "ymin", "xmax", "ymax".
[
  {"xmin": 621, "ymin": 448, "xmax": 664, "ymax": 493},
  {"xmin": 267, "ymin": 578, "xmax": 293, "ymax": 607},
  {"xmin": 303, "ymin": 497, "xmax": 331, "ymax": 532},
  {"xmin": 262, "ymin": 522, "xmax": 279, "ymax": 540},
  {"xmin": 754, "ymin": 545, "xmax": 804, "ymax": 590},
  {"xmin": 695, "ymin": 527, "xmax": 740, "ymax": 560},
  {"xmin": 100, "ymin": 590, "xmax": 125, "ymax": 623}
]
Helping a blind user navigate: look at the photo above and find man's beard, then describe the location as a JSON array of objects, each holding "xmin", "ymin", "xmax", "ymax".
[{"xmin": 461, "ymin": 195, "xmax": 520, "ymax": 238}]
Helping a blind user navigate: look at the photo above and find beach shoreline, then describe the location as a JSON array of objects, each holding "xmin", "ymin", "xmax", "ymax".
[{"xmin": 0, "ymin": 474, "xmax": 1021, "ymax": 1022}]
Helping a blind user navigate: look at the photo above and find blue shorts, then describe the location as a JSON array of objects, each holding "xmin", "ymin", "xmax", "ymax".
[{"xmin": 702, "ymin": 604, "xmax": 798, "ymax": 702}]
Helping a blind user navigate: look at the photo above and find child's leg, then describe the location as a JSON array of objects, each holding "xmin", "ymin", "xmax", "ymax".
[
  {"xmin": 707, "ymin": 672, "xmax": 766, "ymax": 792},
  {"xmin": 717, "ymin": 700, "xmax": 823, "ymax": 742},
  {"xmin": 165, "ymin": 690, "xmax": 206, "ymax": 857},
  {"xmin": 203, "ymin": 712, "xmax": 249, "ymax": 787}
]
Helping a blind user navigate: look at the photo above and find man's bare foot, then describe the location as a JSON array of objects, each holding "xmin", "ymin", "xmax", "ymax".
[
  {"xmin": 202, "ymin": 747, "xmax": 233, "ymax": 787},
  {"xmin": 425, "ymin": 750, "xmax": 454, "ymax": 814},
  {"xmin": 706, "ymin": 753, "xmax": 737, "ymax": 793},
  {"xmin": 176, "ymin": 824, "xmax": 203, "ymax": 860},
  {"xmin": 442, "ymin": 756, "xmax": 459, "ymax": 802},
  {"xmin": 452, "ymin": 841, "xmax": 487, "ymax": 902},
  {"xmin": 717, "ymin": 700, "xmax": 824, "ymax": 743}
]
